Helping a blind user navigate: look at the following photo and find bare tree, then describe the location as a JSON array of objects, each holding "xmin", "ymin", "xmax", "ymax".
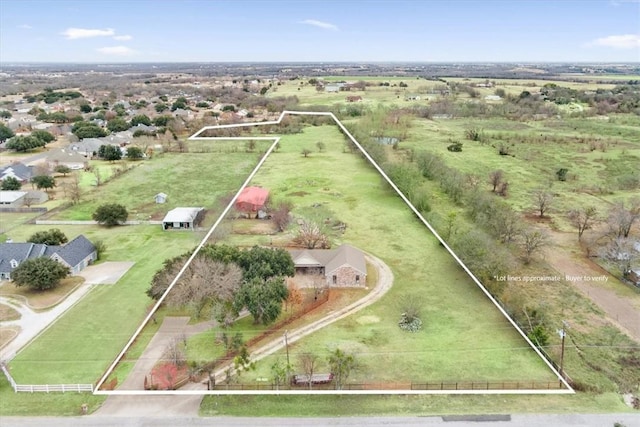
[
  {"xmin": 168, "ymin": 257, "xmax": 243, "ymax": 319},
  {"xmin": 532, "ymin": 189, "xmax": 554, "ymax": 218},
  {"xmin": 488, "ymin": 170, "xmax": 504, "ymax": 193},
  {"xmin": 568, "ymin": 206, "xmax": 597, "ymax": 240},
  {"xmin": 607, "ymin": 199, "xmax": 640, "ymax": 238},
  {"xmin": 293, "ymin": 220, "xmax": 329, "ymax": 249},
  {"xmin": 298, "ymin": 353, "xmax": 319, "ymax": 390},
  {"xmin": 162, "ymin": 337, "xmax": 186, "ymax": 367},
  {"xmin": 600, "ymin": 237, "xmax": 638, "ymax": 278},
  {"xmin": 67, "ymin": 173, "xmax": 82, "ymax": 204},
  {"xmin": 521, "ymin": 228, "xmax": 550, "ymax": 265},
  {"xmin": 93, "ymin": 168, "xmax": 103, "ymax": 187}
]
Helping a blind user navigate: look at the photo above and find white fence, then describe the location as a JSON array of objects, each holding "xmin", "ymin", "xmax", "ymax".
[{"xmin": 1, "ymin": 363, "xmax": 93, "ymax": 393}]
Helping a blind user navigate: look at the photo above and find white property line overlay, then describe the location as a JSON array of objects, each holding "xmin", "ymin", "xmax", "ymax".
[{"xmin": 94, "ymin": 110, "xmax": 573, "ymax": 395}]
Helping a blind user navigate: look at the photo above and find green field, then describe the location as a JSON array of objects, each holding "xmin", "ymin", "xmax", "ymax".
[{"xmin": 205, "ymin": 124, "xmax": 556, "ymax": 384}]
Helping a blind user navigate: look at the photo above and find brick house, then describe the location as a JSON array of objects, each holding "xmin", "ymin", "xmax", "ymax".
[{"xmin": 289, "ymin": 244, "xmax": 367, "ymax": 287}]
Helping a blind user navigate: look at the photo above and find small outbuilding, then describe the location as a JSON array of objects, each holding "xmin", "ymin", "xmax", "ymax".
[
  {"xmin": 154, "ymin": 193, "xmax": 168, "ymax": 204},
  {"xmin": 162, "ymin": 207, "xmax": 204, "ymax": 231},
  {"xmin": 235, "ymin": 186, "xmax": 269, "ymax": 213}
]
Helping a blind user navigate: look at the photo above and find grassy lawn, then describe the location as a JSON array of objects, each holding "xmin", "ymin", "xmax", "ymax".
[
  {"xmin": 213, "ymin": 124, "xmax": 556, "ymax": 384},
  {"xmin": 201, "ymin": 392, "xmax": 631, "ymax": 417},
  {"xmin": 0, "ymin": 148, "xmax": 260, "ymax": 414},
  {"xmin": 50, "ymin": 152, "xmax": 257, "ymax": 221}
]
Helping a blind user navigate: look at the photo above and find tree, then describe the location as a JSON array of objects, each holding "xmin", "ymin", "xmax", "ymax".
[
  {"xmin": 293, "ymin": 220, "xmax": 329, "ymax": 249},
  {"xmin": 6, "ymin": 135, "xmax": 46, "ymax": 152},
  {"xmin": 568, "ymin": 206, "xmax": 597, "ymax": 240},
  {"xmin": 488, "ymin": 170, "xmax": 504, "ymax": 192},
  {"xmin": 520, "ymin": 228, "xmax": 550, "ymax": 265},
  {"xmin": 327, "ymin": 348, "xmax": 357, "ymax": 390},
  {"xmin": 607, "ymin": 199, "xmax": 640, "ymax": 238},
  {"xmin": 93, "ymin": 203, "xmax": 128, "ymax": 227},
  {"xmin": 31, "ymin": 175, "xmax": 55, "ymax": 193},
  {"xmin": 27, "ymin": 228, "xmax": 68, "ymax": 245},
  {"xmin": 532, "ymin": 189, "xmax": 554, "ymax": 217},
  {"xmin": 54, "ymin": 165, "xmax": 71, "ymax": 176},
  {"xmin": 316, "ymin": 141, "xmax": 325, "ymax": 152},
  {"xmin": 31, "ymin": 130, "xmax": 55, "ymax": 144},
  {"xmin": 271, "ymin": 359, "xmax": 292, "ymax": 390},
  {"xmin": 271, "ymin": 200, "xmax": 293, "ymax": 232},
  {"xmin": 79, "ymin": 104, "xmax": 92, "ymax": 113},
  {"xmin": 98, "ymin": 144, "xmax": 122, "ymax": 161},
  {"xmin": 107, "ymin": 117, "xmax": 130, "ymax": 132},
  {"xmin": 126, "ymin": 146, "xmax": 144, "ymax": 160},
  {"xmin": 72, "ymin": 121, "xmax": 107, "ymax": 139},
  {"xmin": 11, "ymin": 257, "xmax": 69, "ymax": 291},
  {"xmin": 298, "ymin": 353, "xmax": 319, "ymax": 390},
  {"xmin": 600, "ymin": 237, "xmax": 638, "ymax": 278},
  {"xmin": 556, "ymin": 168, "xmax": 569, "ymax": 181},
  {"xmin": 167, "ymin": 257, "xmax": 243, "ymax": 319},
  {"xmin": 301, "ymin": 148, "xmax": 312, "ymax": 158},
  {"xmin": 94, "ymin": 240, "xmax": 107, "ymax": 260},
  {"xmin": 0, "ymin": 110, "xmax": 11, "ymax": 119},
  {"xmin": 0, "ymin": 123, "xmax": 15, "ymax": 142},
  {"xmin": 235, "ymin": 276, "xmax": 288, "ymax": 325},
  {"xmin": 1, "ymin": 176, "xmax": 21, "ymax": 191},
  {"xmin": 155, "ymin": 103, "xmax": 168, "ymax": 113},
  {"xmin": 130, "ymin": 114, "xmax": 151, "ymax": 126}
]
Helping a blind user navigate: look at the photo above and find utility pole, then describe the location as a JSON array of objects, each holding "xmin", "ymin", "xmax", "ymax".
[
  {"xmin": 557, "ymin": 320, "xmax": 568, "ymax": 383},
  {"xmin": 284, "ymin": 330, "xmax": 290, "ymax": 367}
]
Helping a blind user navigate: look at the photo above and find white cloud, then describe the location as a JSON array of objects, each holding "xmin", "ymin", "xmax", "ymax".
[
  {"xmin": 18, "ymin": 24, "xmax": 32, "ymax": 29},
  {"xmin": 97, "ymin": 46, "xmax": 137, "ymax": 56},
  {"xmin": 113, "ymin": 35, "xmax": 133, "ymax": 41},
  {"xmin": 62, "ymin": 27, "xmax": 115, "ymax": 40},
  {"xmin": 300, "ymin": 19, "xmax": 338, "ymax": 31},
  {"xmin": 586, "ymin": 34, "xmax": 640, "ymax": 49}
]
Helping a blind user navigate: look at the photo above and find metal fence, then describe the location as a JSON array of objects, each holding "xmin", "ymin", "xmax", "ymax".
[{"xmin": 211, "ymin": 380, "xmax": 566, "ymax": 391}]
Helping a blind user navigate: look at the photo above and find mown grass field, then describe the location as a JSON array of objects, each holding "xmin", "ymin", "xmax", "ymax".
[
  {"xmin": 205, "ymin": 124, "xmax": 557, "ymax": 384},
  {"xmin": 0, "ymin": 150, "xmax": 260, "ymax": 415}
]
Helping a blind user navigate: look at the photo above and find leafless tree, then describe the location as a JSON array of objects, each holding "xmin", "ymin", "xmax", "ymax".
[
  {"xmin": 521, "ymin": 228, "xmax": 550, "ymax": 265},
  {"xmin": 67, "ymin": 173, "xmax": 82, "ymax": 204},
  {"xmin": 168, "ymin": 257, "xmax": 243, "ymax": 319},
  {"xmin": 298, "ymin": 352, "xmax": 319, "ymax": 390},
  {"xmin": 600, "ymin": 237, "xmax": 638, "ymax": 278},
  {"xmin": 293, "ymin": 220, "xmax": 329, "ymax": 249},
  {"xmin": 162, "ymin": 337, "xmax": 186, "ymax": 367},
  {"xmin": 496, "ymin": 181, "xmax": 509, "ymax": 197},
  {"xmin": 93, "ymin": 168, "xmax": 103, "ymax": 187},
  {"xmin": 568, "ymin": 206, "xmax": 598, "ymax": 240},
  {"xmin": 607, "ymin": 199, "xmax": 640, "ymax": 238},
  {"xmin": 488, "ymin": 170, "xmax": 504, "ymax": 192},
  {"xmin": 532, "ymin": 189, "xmax": 554, "ymax": 217}
]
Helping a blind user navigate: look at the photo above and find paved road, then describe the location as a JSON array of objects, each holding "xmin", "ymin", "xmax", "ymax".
[{"xmin": 1, "ymin": 413, "xmax": 639, "ymax": 427}]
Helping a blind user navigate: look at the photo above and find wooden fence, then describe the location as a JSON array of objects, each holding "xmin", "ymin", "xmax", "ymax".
[{"xmin": 1, "ymin": 363, "xmax": 93, "ymax": 393}]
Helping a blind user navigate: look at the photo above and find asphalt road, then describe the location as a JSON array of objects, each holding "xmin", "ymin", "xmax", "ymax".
[{"xmin": 0, "ymin": 413, "xmax": 639, "ymax": 427}]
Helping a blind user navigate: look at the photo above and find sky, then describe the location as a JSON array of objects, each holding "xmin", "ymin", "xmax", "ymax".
[{"xmin": 0, "ymin": 0, "xmax": 638, "ymax": 63}]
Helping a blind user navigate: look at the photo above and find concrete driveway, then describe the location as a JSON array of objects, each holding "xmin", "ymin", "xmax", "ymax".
[{"xmin": 77, "ymin": 262, "xmax": 135, "ymax": 284}]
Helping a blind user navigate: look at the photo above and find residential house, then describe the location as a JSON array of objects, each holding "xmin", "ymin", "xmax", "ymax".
[
  {"xmin": 0, "ymin": 162, "xmax": 33, "ymax": 183},
  {"xmin": 0, "ymin": 191, "xmax": 27, "ymax": 208},
  {"xmin": 68, "ymin": 138, "xmax": 104, "ymax": 158},
  {"xmin": 46, "ymin": 148, "xmax": 87, "ymax": 170},
  {"xmin": 289, "ymin": 244, "xmax": 367, "ymax": 287},
  {"xmin": 162, "ymin": 207, "xmax": 205, "ymax": 230},
  {"xmin": 0, "ymin": 235, "xmax": 96, "ymax": 280}
]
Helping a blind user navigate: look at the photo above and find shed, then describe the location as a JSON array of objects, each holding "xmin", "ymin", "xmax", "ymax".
[
  {"xmin": 162, "ymin": 207, "xmax": 204, "ymax": 231},
  {"xmin": 235, "ymin": 187, "xmax": 269, "ymax": 212},
  {"xmin": 154, "ymin": 193, "xmax": 168, "ymax": 204}
]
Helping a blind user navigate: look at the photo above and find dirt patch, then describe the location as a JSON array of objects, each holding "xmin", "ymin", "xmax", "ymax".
[
  {"xmin": 544, "ymin": 229, "xmax": 640, "ymax": 342},
  {"xmin": 0, "ymin": 276, "xmax": 84, "ymax": 310},
  {"xmin": 231, "ymin": 219, "xmax": 277, "ymax": 235},
  {"xmin": 0, "ymin": 326, "xmax": 20, "ymax": 350},
  {"xmin": 288, "ymin": 191, "xmax": 309, "ymax": 197},
  {"xmin": 0, "ymin": 302, "xmax": 21, "ymax": 321}
]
